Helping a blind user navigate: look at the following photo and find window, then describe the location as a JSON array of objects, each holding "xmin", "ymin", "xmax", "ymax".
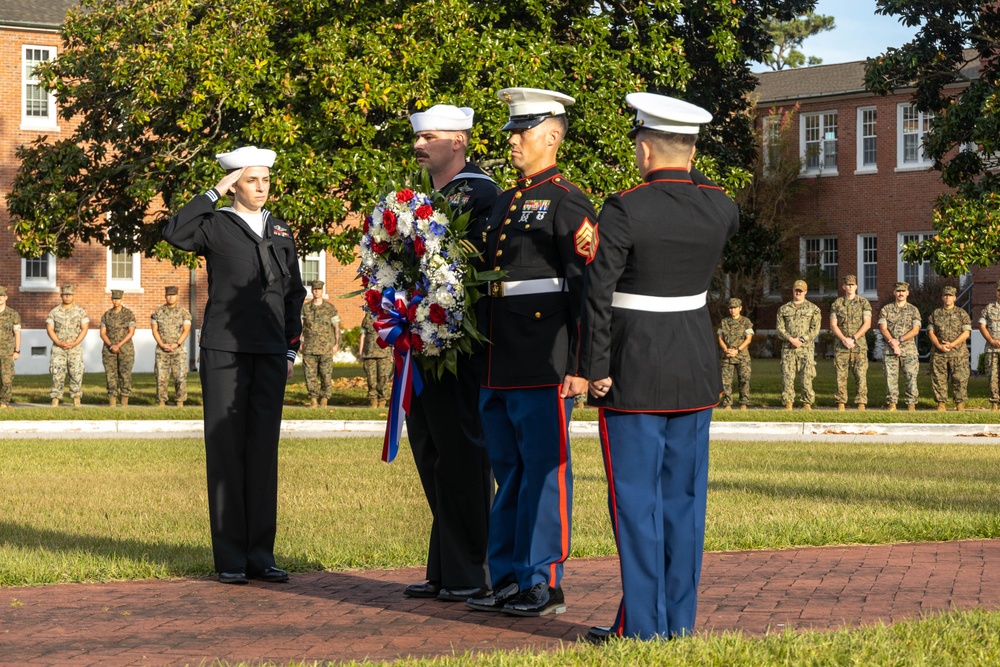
[
  {"xmin": 858, "ymin": 234, "xmax": 877, "ymax": 297},
  {"xmin": 898, "ymin": 232, "xmax": 937, "ymax": 286},
  {"xmin": 801, "ymin": 111, "xmax": 838, "ymax": 175},
  {"xmin": 21, "ymin": 253, "xmax": 57, "ymax": 291},
  {"xmin": 801, "ymin": 236, "xmax": 838, "ymax": 294},
  {"xmin": 897, "ymin": 104, "xmax": 934, "ymax": 169},
  {"xmin": 762, "ymin": 115, "xmax": 781, "ymax": 170},
  {"xmin": 106, "ymin": 249, "xmax": 142, "ymax": 292},
  {"xmin": 22, "ymin": 45, "xmax": 58, "ymax": 129},
  {"xmin": 856, "ymin": 107, "xmax": 877, "ymax": 172},
  {"xmin": 299, "ymin": 251, "xmax": 326, "ymax": 288}
]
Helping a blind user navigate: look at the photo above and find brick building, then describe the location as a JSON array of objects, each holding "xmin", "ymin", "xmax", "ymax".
[
  {"xmin": 754, "ymin": 56, "xmax": 1000, "ymax": 359},
  {"xmin": 1, "ymin": 1, "xmax": 362, "ymax": 374}
]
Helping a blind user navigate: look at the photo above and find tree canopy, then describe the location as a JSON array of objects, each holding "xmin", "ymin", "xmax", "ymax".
[
  {"xmin": 761, "ymin": 10, "xmax": 835, "ymax": 70},
  {"xmin": 866, "ymin": 0, "xmax": 1000, "ymax": 276},
  {"xmin": 7, "ymin": 0, "xmax": 816, "ymax": 268}
]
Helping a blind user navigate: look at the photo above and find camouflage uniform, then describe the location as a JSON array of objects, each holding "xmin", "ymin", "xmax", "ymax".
[
  {"xmin": 48, "ymin": 304, "xmax": 89, "ymax": 400},
  {"xmin": 776, "ymin": 300, "xmax": 821, "ymax": 406},
  {"xmin": 979, "ymin": 300, "xmax": 1000, "ymax": 405},
  {"xmin": 361, "ymin": 312, "xmax": 392, "ymax": 402},
  {"xmin": 101, "ymin": 306, "xmax": 137, "ymax": 399},
  {"xmin": 717, "ymin": 315, "xmax": 753, "ymax": 407},
  {"xmin": 830, "ymin": 295, "xmax": 872, "ymax": 406},
  {"xmin": 301, "ymin": 300, "xmax": 340, "ymax": 400},
  {"xmin": 0, "ymin": 305, "xmax": 21, "ymax": 407},
  {"xmin": 878, "ymin": 302, "xmax": 922, "ymax": 407},
  {"xmin": 927, "ymin": 306, "xmax": 971, "ymax": 404},
  {"xmin": 151, "ymin": 304, "xmax": 191, "ymax": 403}
]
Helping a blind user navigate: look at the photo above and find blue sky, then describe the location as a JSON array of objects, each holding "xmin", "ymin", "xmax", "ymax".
[{"xmin": 751, "ymin": 0, "xmax": 920, "ymax": 71}]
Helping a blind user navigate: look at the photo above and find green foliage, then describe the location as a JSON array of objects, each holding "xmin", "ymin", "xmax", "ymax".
[
  {"xmin": 7, "ymin": 0, "xmax": 814, "ymax": 264},
  {"xmin": 340, "ymin": 326, "xmax": 361, "ymax": 357},
  {"xmin": 865, "ymin": 1, "xmax": 1000, "ymax": 276},
  {"xmin": 761, "ymin": 9, "xmax": 836, "ymax": 70}
]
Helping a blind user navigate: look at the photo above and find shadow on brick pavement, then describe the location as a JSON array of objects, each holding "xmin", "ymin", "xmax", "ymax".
[{"xmin": 2, "ymin": 539, "xmax": 1000, "ymax": 666}]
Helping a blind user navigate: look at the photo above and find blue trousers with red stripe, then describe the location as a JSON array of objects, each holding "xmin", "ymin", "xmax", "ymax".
[
  {"xmin": 479, "ymin": 386, "xmax": 573, "ymax": 590},
  {"xmin": 599, "ymin": 407, "xmax": 711, "ymax": 639}
]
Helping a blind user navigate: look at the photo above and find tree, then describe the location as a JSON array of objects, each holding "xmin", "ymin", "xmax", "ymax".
[
  {"xmin": 865, "ymin": 0, "xmax": 1000, "ymax": 276},
  {"xmin": 761, "ymin": 10, "xmax": 835, "ymax": 70},
  {"xmin": 7, "ymin": 0, "xmax": 817, "ymax": 268}
]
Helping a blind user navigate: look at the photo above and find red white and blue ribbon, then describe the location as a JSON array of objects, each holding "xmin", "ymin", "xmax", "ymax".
[{"xmin": 373, "ymin": 288, "xmax": 424, "ymax": 462}]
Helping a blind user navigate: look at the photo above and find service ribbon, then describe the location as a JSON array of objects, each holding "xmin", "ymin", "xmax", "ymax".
[{"xmin": 373, "ymin": 287, "xmax": 424, "ymax": 462}]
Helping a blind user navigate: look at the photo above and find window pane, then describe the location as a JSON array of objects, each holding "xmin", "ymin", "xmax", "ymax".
[
  {"xmin": 301, "ymin": 258, "xmax": 320, "ymax": 285},
  {"xmin": 111, "ymin": 252, "xmax": 133, "ymax": 280},
  {"xmin": 25, "ymin": 255, "xmax": 49, "ymax": 279}
]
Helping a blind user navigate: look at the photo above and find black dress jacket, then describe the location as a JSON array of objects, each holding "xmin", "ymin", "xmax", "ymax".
[{"xmin": 579, "ymin": 167, "xmax": 739, "ymax": 411}]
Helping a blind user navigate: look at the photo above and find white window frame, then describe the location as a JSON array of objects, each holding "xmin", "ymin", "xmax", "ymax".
[
  {"xmin": 800, "ymin": 111, "xmax": 838, "ymax": 176},
  {"xmin": 856, "ymin": 106, "xmax": 877, "ymax": 174},
  {"xmin": 762, "ymin": 115, "xmax": 781, "ymax": 170},
  {"xmin": 106, "ymin": 248, "xmax": 143, "ymax": 292},
  {"xmin": 800, "ymin": 235, "xmax": 839, "ymax": 295},
  {"xmin": 20, "ymin": 254, "xmax": 58, "ymax": 291},
  {"xmin": 22, "ymin": 45, "xmax": 59, "ymax": 131},
  {"xmin": 896, "ymin": 104, "xmax": 934, "ymax": 171},
  {"xmin": 299, "ymin": 251, "xmax": 326, "ymax": 290},
  {"xmin": 857, "ymin": 234, "xmax": 878, "ymax": 299},
  {"xmin": 897, "ymin": 232, "xmax": 937, "ymax": 287}
]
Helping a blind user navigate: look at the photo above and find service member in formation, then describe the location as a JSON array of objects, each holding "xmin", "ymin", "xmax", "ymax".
[
  {"xmin": 151, "ymin": 286, "xmax": 192, "ymax": 407},
  {"xmin": 99, "ymin": 289, "xmax": 137, "ymax": 407},
  {"xmin": 402, "ymin": 104, "xmax": 498, "ymax": 602},
  {"xmin": 359, "ymin": 311, "xmax": 391, "ymax": 407},
  {"xmin": 878, "ymin": 281, "xmax": 922, "ymax": 411},
  {"xmin": 300, "ymin": 280, "xmax": 340, "ymax": 408},
  {"xmin": 716, "ymin": 297, "xmax": 753, "ymax": 410},
  {"xmin": 578, "ymin": 93, "xmax": 739, "ymax": 641},
  {"xmin": 978, "ymin": 280, "xmax": 1000, "ymax": 412},
  {"xmin": 0, "ymin": 286, "xmax": 21, "ymax": 409},
  {"xmin": 163, "ymin": 146, "xmax": 307, "ymax": 585},
  {"xmin": 46, "ymin": 284, "xmax": 89, "ymax": 408},
  {"xmin": 927, "ymin": 285, "xmax": 971, "ymax": 411},
  {"xmin": 465, "ymin": 88, "xmax": 595, "ymax": 617},
  {"xmin": 776, "ymin": 280, "xmax": 821, "ymax": 410},
  {"xmin": 829, "ymin": 275, "xmax": 872, "ymax": 411}
]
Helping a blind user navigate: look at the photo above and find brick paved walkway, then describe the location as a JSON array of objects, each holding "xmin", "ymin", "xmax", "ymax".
[{"xmin": 2, "ymin": 539, "xmax": 1000, "ymax": 666}]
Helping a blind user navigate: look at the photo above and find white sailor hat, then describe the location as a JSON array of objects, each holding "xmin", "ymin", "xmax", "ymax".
[
  {"xmin": 409, "ymin": 104, "xmax": 475, "ymax": 133},
  {"xmin": 497, "ymin": 87, "xmax": 575, "ymax": 130},
  {"xmin": 215, "ymin": 146, "xmax": 277, "ymax": 170},
  {"xmin": 626, "ymin": 92, "xmax": 712, "ymax": 139}
]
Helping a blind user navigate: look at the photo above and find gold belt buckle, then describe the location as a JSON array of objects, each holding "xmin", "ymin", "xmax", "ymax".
[{"xmin": 490, "ymin": 281, "xmax": 504, "ymax": 298}]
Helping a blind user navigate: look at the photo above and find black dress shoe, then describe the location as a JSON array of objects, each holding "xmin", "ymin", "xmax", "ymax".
[
  {"xmin": 437, "ymin": 586, "xmax": 489, "ymax": 602},
  {"xmin": 403, "ymin": 581, "xmax": 441, "ymax": 598},
  {"xmin": 584, "ymin": 626, "xmax": 615, "ymax": 644},
  {"xmin": 218, "ymin": 570, "xmax": 249, "ymax": 585},
  {"xmin": 502, "ymin": 583, "xmax": 566, "ymax": 617},
  {"xmin": 248, "ymin": 567, "xmax": 289, "ymax": 582},
  {"xmin": 465, "ymin": 581, "xmax": 519, "ymax": 612}
]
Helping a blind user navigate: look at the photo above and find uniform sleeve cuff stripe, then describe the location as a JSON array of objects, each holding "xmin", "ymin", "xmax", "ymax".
[{"xmin": 205, "ymin": 189, "xmax": 220, "ymax": 203}]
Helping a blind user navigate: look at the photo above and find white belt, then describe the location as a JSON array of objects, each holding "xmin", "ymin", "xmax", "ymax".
[
  {"xmin": 489, "ymin": 278, "xmax": 566, "ymax": 298},
  {"xmin": 612, "ymin": 291, "xmax": 707, "ymax": 312}
]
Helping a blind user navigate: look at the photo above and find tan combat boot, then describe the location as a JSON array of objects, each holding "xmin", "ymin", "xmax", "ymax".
[
  {"xmin": 109, "ymin": 396, "xmax": 117, "ymax": 407},
  {"xmin": 722, "ymin": 405, "xmax": 732, "ymax": 410},
  {"xmin": 907, "ymin": 404, "xmax": 916, "ymax": 412},
  {"xmin": 368, "ymin": 398, "xmax": 378, "ymax": 408},
  {"xmin": 803, "ymin": 404, "xmax": 812, "ymax": 411},
  {"xmin": 784, "ymin": 403, "xmax": 793, "ymax": 411},
  {"xmin": 956, "ymin": 403, "xmax": 965, "ymax": 412},
  {"xmin": 887, "ymin": 404, "xmax": 896, "ymax": 411},
  {"xmin": 837, "ymin": 403, "xmax": 845, "ymax": 411},
  {"xmin": 739, "ymin": 404, "xmax": 747, "ymax": 411},
  {"xmin": 319, "ymin": 397, "xmax": 328, "ymax": 407},
  {"xmin": 121, "ymin": 396, "xmax": 128, "ymax": 407},
  {"xmin": 309, "ymin": 397, "xmax": 318, "ymax": 408},
  {"xmin": 377, "ymin": 399, "xmax": 387, "ymax": 408},
  {"xmin": 176, "ymin": 400, "xmax": 184, "ymax": 408},
  {"xmin": 50, "ymin": 398, "xmax": 59, "ymax": 407},
  {"xmin": 993, "ymin": 404, "xmax": 999, "ymax": 413},
  {"xmin": 158, "ymin": 401, "xmax": 166, "ymax": 408},
  {"xmin": 73, "ymin": 397, "xmax": 81, "ymax": 407},
  {"xmin": 937, "ymin": 402, "xmax": 946, "ymax": 412},
  {"xmin": 858, "ymin": 404, "xmax": 865, "ymax": 411}
]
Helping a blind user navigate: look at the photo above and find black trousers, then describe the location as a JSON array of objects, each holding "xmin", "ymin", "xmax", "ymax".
[
  {"xmin": 200, "ymin": 348, "xmax": 287, "ymax": 573},
  {"xmin": 406, "ymin": 362, "xmax": 493, "ymax": 589}
]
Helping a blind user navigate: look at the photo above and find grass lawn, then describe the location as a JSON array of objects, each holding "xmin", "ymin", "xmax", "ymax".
[
  {"xmin": 4, "ymin": 359, "xmax": 1000, "ymax": 423},
  {"xmin": 5, "ymin": 436, "xmax": 1000, "ymax": 665}
]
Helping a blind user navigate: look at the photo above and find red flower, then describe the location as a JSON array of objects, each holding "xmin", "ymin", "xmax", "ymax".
[
  {"xmin": 382, "ymin": 210, "xmax": 397, "ymax": 235},
  {"xmin": 414, "ymin": 236, "xmax": 426, "ymax": 257},
  {"xmin": 415, "ymin": 204, "xmax": 434, "ymax": 220},
  {"xmin": 372, "ymin": 241, "xmax": 389, "ymax": 255},
  {"xmin": 429, "ymin": 303, "xmax": 447, "ymax": 324},
  {"xmin": 363, "ymin": 215, "xmax": 371, "ymax": 234},
  {"xmin": 396, "ymin": 189, "xmax": 415, "ymax": 203},
  {"xmin": 407, "ymin": 301, "xmax": 419, "ymax": 322},
  {"xmin": 361, "ymin": 275, "xmax": 370, "ymax": 287},
  {"xmin": 364, "ymin": 289, "xmax": 382, "ymax": 311},
  {"xmin": 410, "ymin": 333, "xmax": 424, "ymax": 351}
]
